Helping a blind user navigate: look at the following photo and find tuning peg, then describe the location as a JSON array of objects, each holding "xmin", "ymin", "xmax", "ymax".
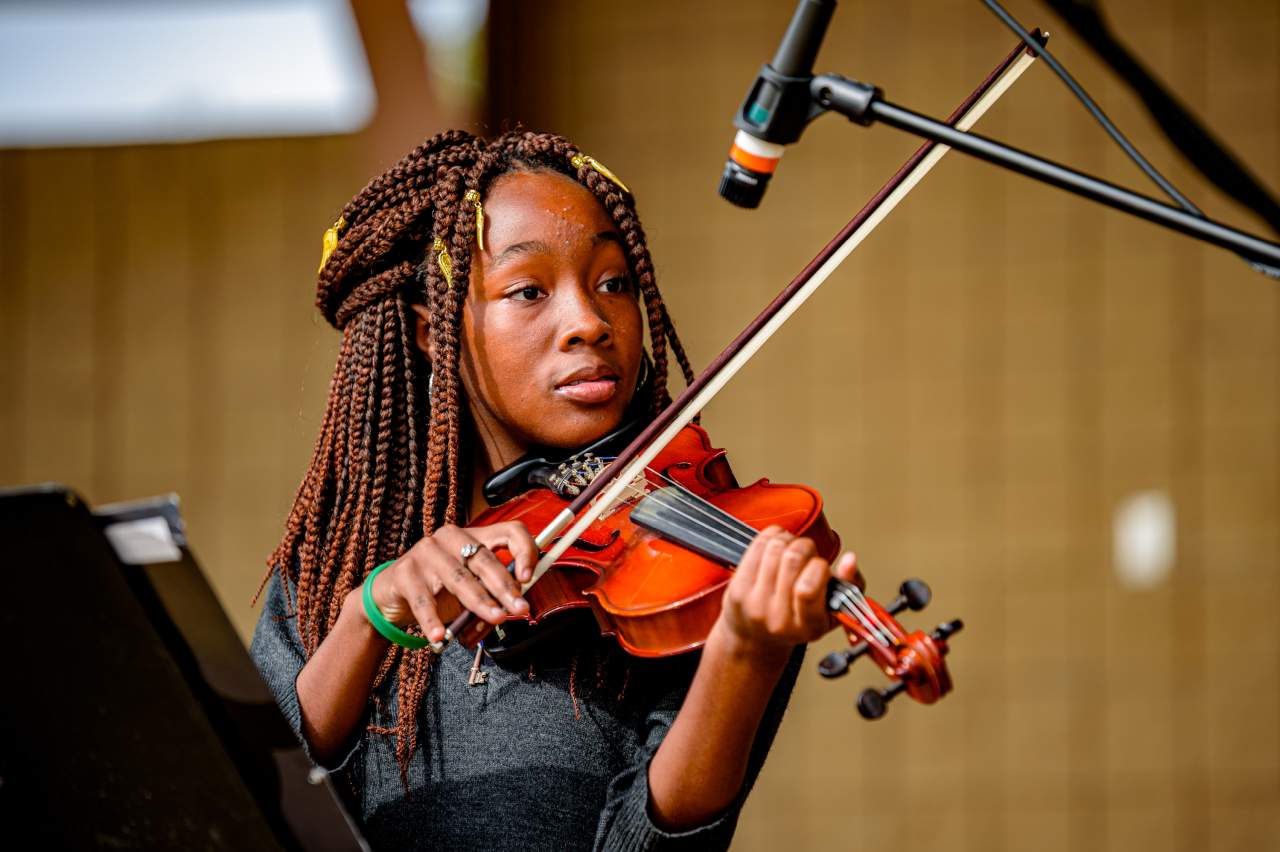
[
  {"xmin": 887, "ymin": 579, "xmax": 931, "ymax": 616},
  {"xmin": 932, "ymin": 619, "xmax": 963, "ymax": 644},
  {"xmin": 817, "ymin": 641, "xmax": 868, "ymax": 678},
  {"xmin": 857, "ymin": 681, "xmax": 907, "ymax": 720}
]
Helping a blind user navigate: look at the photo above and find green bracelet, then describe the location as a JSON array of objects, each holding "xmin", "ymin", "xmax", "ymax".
[{"xmin": 362, "ymin": 560, "xmax": 442, "ymax": 651}]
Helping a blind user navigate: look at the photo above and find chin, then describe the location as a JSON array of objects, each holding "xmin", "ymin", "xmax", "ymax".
[{"xmin": 544, "ymin": 400, "xmax": 631, "ymax": 450}]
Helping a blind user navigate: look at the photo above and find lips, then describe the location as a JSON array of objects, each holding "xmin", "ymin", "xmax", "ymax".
[{"xmin": 555, "ymin": 365, "xmax": 620, "ymax": 404}]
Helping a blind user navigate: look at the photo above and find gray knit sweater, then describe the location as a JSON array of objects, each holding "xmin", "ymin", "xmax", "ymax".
[{"xmin": 250, "ymin": 573, "xmax": 802, "ymax": 852}]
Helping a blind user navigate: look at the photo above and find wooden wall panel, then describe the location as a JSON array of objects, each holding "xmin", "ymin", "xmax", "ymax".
[
  {"xmin": 15, "ymin": 150, "xmax": 102, "ymax": 492},
  {"xmin": 1, "ymin": 0, "xmax": 1276, "ymax": 848},
  {"xmin": 0, "ymin": 134, "xmax": 371, "ymax": 638},
  {"xmin": 0, "ymin": 152, "xmax": 26, "ymax": 485},
  {"xmin": 486, "ymin": 0, "xmax": 1280, "ymax": 849}
]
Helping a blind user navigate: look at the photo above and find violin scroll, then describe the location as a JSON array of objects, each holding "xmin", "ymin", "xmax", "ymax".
[{"xmin": 818, "ymin": 578, "xmax": 962, "ymax": 720}]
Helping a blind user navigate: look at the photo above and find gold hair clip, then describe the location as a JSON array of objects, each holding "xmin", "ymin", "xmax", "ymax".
[
  {"xmin": 464, "ymin": 189, "xmax": 486, "ymax": 252},
  {"xmin": 571, "ymin": 154, "xmax": 630, "ymax": 195},
  {"xmin": 318, "ymin": 216, "xmax": 347, "ymax": 274},
  {"xmin": 433, "ymin": 237, "xmax": 453, "ymax": 288}
]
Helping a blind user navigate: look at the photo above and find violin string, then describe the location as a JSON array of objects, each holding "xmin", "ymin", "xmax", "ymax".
[
  {"xmin": 613, "ymin": 482, "xmax": 900, "ymax": 645},
  {"xmin": 836, "ymin": 588, "xmax": 894, "ymax": 646},
  {"xmin": 839, "ymin": 599, "xmax": 885, "ymax": 644},
  {"xmin": 830, "ymin": 585, "xmax": 874, "ymax": 636},
  {"xmin": 618, "ymin": 471, "xmax": 758, "ymax": 552},
  {"xmin": 829, "ymin": 586, "xmax": 888, "ymax": 645},
  {"xmin": 610, "ymin": 473, "xmax": 755, "ymax": 550},
  {"xmin": 604, "ymin": 473, "xmax": 752, "ymax": 555},
  {"xmin": 832, "ymin": 586, "xmax": 894, "ymax": 646},
  {"xmin": 590, "ymin": 471, "xmax": 901, "ymax": 647},
  {"xmin": 639, "ymin": 478, "xmax": 895, "ymax": 643},
  {"xmin": 649, "ymin": 468, "xmax": 759, "ymax": 539},
  {"xmin": 648, "ymin": 487, "xmax": 761, "ymax": 554},
  {"xmin": 651, "ymin": 484, "xmax": 758, "ymax": 551},
  {"xmin": 831, "ymin": 579, "xmax": 896, "ymax": 644},
  {"xmin": 597, "ymin": 462, "xmax": 763, "ymax": 551},
  {"xmin": 606, "ymin": 480, "xmax": 750, "ymax": 550}
]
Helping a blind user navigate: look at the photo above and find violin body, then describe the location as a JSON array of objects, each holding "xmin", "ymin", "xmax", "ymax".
[
  {"xmin": 467, "ymin": 423, "xmax": 840, "ymax": 657},
  {"xmin": 460, "ymin": 423, "xmax": 958, "ymax": 719}
]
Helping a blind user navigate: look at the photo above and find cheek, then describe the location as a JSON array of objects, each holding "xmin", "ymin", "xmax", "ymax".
[
  {"xmin": 460, "ymin": 305, "xmax": 547, "ymax": 408},
  {"xmin": 612, "ymin": 301, "xmax": 644, "ymax": 354}
]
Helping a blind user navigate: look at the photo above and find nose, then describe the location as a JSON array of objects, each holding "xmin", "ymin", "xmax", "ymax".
[{"xmin": 556, "ymin": 287, "xmax": 612, "ymax": 350}]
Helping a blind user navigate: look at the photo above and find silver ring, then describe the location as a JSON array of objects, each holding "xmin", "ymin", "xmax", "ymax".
[{"xmin": 459, "ymin": 543, "xmax": 481, "ymax": 561}]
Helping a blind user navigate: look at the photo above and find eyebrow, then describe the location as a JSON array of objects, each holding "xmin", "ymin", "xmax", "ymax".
[
  {"xmin": 592, "ymin": 230, "xmax": 623, "ymax": 248},
  {"xmin": 489, "ymin": 239, "xmax": 553, "ymax": 270},
  {"xmin": 489, "ymin": 231, "xmax": 624, "ymax": 269}
]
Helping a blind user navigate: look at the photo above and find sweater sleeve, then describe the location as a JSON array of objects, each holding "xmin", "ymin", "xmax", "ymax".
[
  {"xmin": 249, "ymin": 571, "xmax": 366, "ymax": 773},
  {"xmin": 591, "ymin": 645, "xmax": 805, "ymax": 852}
]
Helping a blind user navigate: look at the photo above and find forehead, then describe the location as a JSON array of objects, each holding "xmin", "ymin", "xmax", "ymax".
[{"xmin": 483, "ymin": 170, "xmax": 615, "ymax": 245}]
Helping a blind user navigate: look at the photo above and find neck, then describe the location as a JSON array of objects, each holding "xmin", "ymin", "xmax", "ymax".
[
  {"xmin": 467, "ymin": 463, "xmax": 493, "ymax": 522},
  {"xmin": 466, "ymin": 404, "xmax": 529, "ymax": 520},
  {"xmin": 469, "ymin": 413, "xmax": 527, "ymax": 474}
]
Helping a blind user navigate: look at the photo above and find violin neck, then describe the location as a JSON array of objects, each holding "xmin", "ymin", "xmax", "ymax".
[
  {"xmin": 628, "ymin": 486, "xmax": 858, "ymax": 613},
  {"xmin": 628, "ymin": 485, "xmax": 756, "ymax": 566}
]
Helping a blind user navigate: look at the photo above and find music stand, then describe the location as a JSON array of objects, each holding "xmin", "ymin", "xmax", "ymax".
[{"xmin": 0, "ymin": 484, "xmax": 368, "ymax": 851}]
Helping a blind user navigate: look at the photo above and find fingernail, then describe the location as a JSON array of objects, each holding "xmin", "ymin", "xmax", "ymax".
[
  {"xmin": 489, "ymin": 606, "xmax": 504, "ymax": 618},
  {"xmin": 513, "ymin": 596, "xmax": 528, "ymax": 610}
]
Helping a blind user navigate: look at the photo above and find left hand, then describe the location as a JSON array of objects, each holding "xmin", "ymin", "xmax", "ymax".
[{"xmin": 712, "ymin": 525, "xmax": 861, "ymax": 656}]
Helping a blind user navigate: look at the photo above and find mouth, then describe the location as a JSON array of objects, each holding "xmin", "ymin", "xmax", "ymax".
[{"xmin": 554, "ymin": 366, "xmax": 621, "ymax": 405}]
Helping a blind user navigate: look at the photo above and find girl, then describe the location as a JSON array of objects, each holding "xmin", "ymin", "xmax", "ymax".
[{"xmin": 251, "ymin": 129, "xmax": 859, "ymax": 851}]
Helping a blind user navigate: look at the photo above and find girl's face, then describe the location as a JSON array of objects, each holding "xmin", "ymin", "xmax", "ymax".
[{"xmin": 416, "ymin": 169, "xmax": 644, "ymax": 467}]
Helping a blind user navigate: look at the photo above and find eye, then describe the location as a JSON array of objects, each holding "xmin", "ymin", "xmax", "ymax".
[
  {"xmin": 598, "ymin": 276, "xmax": 632, "ymax": 295},
  {"xmin": 508, "ymin": 285, "xmax": 546, "ymax": 302}
]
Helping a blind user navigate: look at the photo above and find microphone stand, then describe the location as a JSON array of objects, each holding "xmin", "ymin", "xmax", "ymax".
[{"xmin": 805, "ymin": 73, "xmax": 1280, "ymax": 272}]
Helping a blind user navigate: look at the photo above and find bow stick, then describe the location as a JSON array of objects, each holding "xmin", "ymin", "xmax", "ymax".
[{"xmin": 445, "ymin": 33, "xmax": 1044, "ymax": 649}]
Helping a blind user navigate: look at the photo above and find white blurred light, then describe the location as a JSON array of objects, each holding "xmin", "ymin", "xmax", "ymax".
[
  {"xmin": 1112, "ymin": 490, "xmax": 1177, "ymax": 589},
  {"xmin": 408, "ymin": 0, "xmax": 488, "ymax": 44},
  {"xmin": 0, "ymin": 0, "xmax": 376, "ymax": 147},
  {"xmin": 406, "ymin": 0, "xmax": 487, "ymax": 112}
]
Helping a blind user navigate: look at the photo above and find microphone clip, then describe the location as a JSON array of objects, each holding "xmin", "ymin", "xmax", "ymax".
[{"xmin": 733, "ymin": 63, "xmax": 828, "ymax": 146}]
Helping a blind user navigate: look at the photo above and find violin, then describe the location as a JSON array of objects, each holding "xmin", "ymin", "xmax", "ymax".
[
  {"xmin": 459, "ymin": 422, "xmax": 960, "ymax": 720},
  {"xmin": 438, "ymin": 34, "xmax": 1046, "ymax": 719}
]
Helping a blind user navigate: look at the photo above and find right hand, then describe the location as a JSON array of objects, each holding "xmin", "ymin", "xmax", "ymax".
[{"xmin": 368, "ymin": 521, "xmax": 539, "ymax": 643}]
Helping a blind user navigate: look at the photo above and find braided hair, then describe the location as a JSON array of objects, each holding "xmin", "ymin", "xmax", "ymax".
[{"xmin": 260, "ymin": 130, "xmax": 696, "ymax": 778}]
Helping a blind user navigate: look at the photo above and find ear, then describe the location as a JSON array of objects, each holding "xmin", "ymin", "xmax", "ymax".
[{"xmin": 409, "ymin": 303, "xmax": 437, "ymax": 364}]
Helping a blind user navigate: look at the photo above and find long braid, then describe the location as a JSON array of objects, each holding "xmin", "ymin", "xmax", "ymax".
[
  {"xmin": 393, "ymin": 297, "xmax": 419, "ymax": 556},
  {"xmin": 263, "ymin": 130, "xmax": 693, "ymax": 779}
]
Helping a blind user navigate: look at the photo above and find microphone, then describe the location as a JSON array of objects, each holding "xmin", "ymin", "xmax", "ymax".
[{"xmin": 719, "ymin": 0, "xmax": 837, "ymax": 208}]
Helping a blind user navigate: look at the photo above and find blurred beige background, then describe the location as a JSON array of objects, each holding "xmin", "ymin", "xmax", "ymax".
[{"xmin": 2, "ymin": 0, "xmax": 1277, "ymax": 849}]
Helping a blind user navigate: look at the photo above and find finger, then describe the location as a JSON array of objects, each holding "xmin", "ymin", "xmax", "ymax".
[
  {"xmin": 773, "ymin": 537, "xmax": 816, "ymax": 601},
  {"xmin": 421, "ymin": 535, "xmax": 506, "ymax": 624},
  {"xmin": 728, "ymin": 527, "xmax": 767, "ymax": 613},
  {"xmin": 461, "ymin": 538, "xmax": 529, "ymax": 616},
  {"xmin": 474, "ymin": 521, "xmax": 540, "ymax": 585},
  {"xmin": 832, "ymin": 551, "xmax": 859, "ymax": 584},
  {"xmin": 795, "ymin": 556, "xmax": 832, "ymax": 636},
  {"xmin": 768, "ymin": 537, "xmax": 813, "ymax": 631},
  {"xmin": 401, "ymin": 575, "xmax": 447, "ymax": 643},
  {"xmin": 370, "ymin": 557, "xmax": 408, "ymax": 619},
  {"xmin": 749, "ymin": 531, "xmax": 791, "ymax": 616},
  {"xmin": 796, "ymin": 553, "xmax": 829, "ymax": 601},
  {"xmin": 734, "ymin": 525, "xmax": 777, "ymax": 588}
]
